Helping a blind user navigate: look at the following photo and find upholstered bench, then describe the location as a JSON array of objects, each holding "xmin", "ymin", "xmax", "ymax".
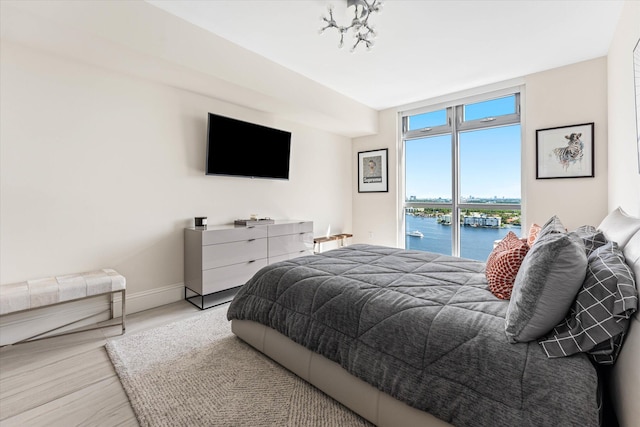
[{"xmin": 0, "ymin": 268, "xmax": 126, "ymax": 344}]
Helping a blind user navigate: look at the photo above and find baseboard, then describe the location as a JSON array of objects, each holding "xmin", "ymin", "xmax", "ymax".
[
  {"xmin": 0, "ymin": 283, "xmax": 185, "ymax": 346},
  {"xmin": 112, "ymin": 282, "xmax": 185, "ymax": 317}
]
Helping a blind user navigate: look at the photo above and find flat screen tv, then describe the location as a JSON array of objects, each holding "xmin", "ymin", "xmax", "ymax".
[{"xmin": 206, "ymin": 113, "xmax": 291, "ymax": 180}]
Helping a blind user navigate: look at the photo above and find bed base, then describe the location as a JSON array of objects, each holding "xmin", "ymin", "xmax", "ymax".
[
  {"xmin": 231, "ymin": 319, "xmax": 452, "ymax": 427},
  {"xmin": 233, "ymin": 315, "xmax": 639, "ymax": 427}
]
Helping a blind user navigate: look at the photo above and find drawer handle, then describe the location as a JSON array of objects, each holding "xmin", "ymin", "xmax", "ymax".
[
  {"xmin": 248, "ymin": 239, "xmax": 256, "ymax": 242},
  {"xmin": 248, "ymin": 260, "xmax": 256, "ymax": 263}
]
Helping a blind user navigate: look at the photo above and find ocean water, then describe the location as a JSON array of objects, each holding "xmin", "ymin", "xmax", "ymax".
[{"xmin": 405, "ymin": 215, "xmax": 520, "ymax": 262}]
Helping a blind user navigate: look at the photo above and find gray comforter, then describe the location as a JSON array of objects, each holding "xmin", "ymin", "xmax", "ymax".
[{"xmin": 227, "ymin": 244, "xmax": 599, "ymax": 427}]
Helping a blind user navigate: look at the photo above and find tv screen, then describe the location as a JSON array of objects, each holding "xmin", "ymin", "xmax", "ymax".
[{"xmin": 206, "ymin": 113, "xmax": 291, "ymax": 180}]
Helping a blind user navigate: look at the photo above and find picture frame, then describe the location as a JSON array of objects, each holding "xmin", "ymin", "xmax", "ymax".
[
  {"xmin": 634, "ymin": 38, "xmax": 640, "ymax": 173},
  {"xmin": 358, "ymin": 148, "xmax": 388, "ymax": 192},
  {"xmin": 536, "ymin": 123, "xmax": 594, "ymax": 179}
]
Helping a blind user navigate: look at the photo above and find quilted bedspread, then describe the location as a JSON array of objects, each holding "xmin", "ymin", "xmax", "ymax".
[{"xmin": 226, "ymin": 244, "xmax": 599, "ymax": 427}]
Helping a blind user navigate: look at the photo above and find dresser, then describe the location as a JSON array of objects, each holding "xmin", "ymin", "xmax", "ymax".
[{"xmin": 184, "ymin": 220, "xmax": 313, "ymax": 309}]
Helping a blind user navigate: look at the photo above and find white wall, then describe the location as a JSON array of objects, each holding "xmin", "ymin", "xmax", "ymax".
[
  {"xmin": 352, "ymin": 58, "xmax": 610, "ymax": 245},
  {"xmin": 0, "ymin": 0, "xmax": 366, "ymax": 344},
  {"xmin": 0, "ymin": 1, "xmax": 377, "ymax": 138},
  {"xmin": 523, "ymin": 57, "xmax": 609, "ymax": 229},
  {"xmin": 607, "ymin": 0, "xmax": 640, "ymax": 216},
  {"xmin": 0, "ymin": 41, "xmax": 353, "ymax": 294},
  {"xmin": 351, "ymin": 109, "xmax": 400, "ymax": 248}
]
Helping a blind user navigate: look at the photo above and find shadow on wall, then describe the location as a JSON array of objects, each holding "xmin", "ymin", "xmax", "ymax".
[
  {"xmin": 184, "ymin": 113, "xmax": 207, "ymax": 174},
  {"xmin": 111, "ymin": 219, "xmax": 191, "ymax": 297}
]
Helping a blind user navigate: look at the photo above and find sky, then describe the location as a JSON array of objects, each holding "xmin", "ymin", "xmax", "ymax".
[{"xmin": 404, "ymin": 96, "xmax": 521, "ymax": 200}]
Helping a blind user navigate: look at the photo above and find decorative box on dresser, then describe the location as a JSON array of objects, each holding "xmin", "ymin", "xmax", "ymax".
[{"xmin": 184, "ymin": 220, "xmax": 313, "ymax": 309}]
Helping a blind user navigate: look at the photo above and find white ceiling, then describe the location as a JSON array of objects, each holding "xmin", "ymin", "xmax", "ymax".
[{"xmin": 146, "ymin": 0, "xmax": 625, "ymax": 110}]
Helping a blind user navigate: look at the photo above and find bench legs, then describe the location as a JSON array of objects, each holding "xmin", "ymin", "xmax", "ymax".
[
  {"xmin": 3, "ymin": 290, "xmax": 126, "ymax": 345},
  {"xmin": 121, "ymin": 289, "xmax": 126, "ymax": 334},
  {"xmin": 109, "ymin": 289, "xmax": 126, "ymax": 334}
]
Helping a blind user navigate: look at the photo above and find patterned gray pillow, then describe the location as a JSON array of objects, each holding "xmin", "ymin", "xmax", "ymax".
[
  {"xmin": 571, "ymin": 225, "xmax": 608, "ymax": 255},
  {"xmin": 505, "ymin": 217, "xmax": 588, "ymax": 343},
  {"xmin": 538, "ymin": 241, "xmax": 637, "ymax": 364}
]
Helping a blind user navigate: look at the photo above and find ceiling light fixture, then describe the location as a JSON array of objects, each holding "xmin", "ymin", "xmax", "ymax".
[{"xmin": 319, "ymin": 0, "xmax": 383, "ymax": 52}]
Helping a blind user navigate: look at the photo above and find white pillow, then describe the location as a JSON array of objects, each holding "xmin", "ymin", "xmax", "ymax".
[
  {"xmin": 597, "ymin": 207, "xmax": 640, "ymax": 249},
  {"xmin": 623, "ymin": 229, "xmax": 640, "ymax": 282}
]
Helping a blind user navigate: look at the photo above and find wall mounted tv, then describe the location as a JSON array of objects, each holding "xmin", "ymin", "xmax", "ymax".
[{"xmin": 206, "ymin": 113, "xmax": 291, "ymax": 180}]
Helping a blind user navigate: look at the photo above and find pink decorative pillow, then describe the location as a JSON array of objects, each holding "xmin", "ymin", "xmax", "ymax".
[
  {"xmin": 486, "ymin": 231, "xmax": 530, "ymax": 300},
  {"xmin": 527, "ymin": 223, "xmax": 542, "ymax": 247}
]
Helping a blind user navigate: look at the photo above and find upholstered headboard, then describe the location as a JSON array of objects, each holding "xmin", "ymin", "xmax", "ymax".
[{"xmin": 598, "ymin": 208, "xmax": 640, "ymax": 427}]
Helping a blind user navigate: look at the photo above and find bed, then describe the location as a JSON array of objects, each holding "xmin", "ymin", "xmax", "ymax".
[{"xmin": 227, "ymin": 208, "xmax": 640, "ymax": 427}]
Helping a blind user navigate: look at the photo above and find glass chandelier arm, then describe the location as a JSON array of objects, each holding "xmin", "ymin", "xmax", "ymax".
[
  {"xmin": 351, "ymin": 31, "xmax": 374, "ymax": 52},
  {"xmin": 364, "ymin": 0, "xmax": 383, "ymax": 13},
  {"xmin": 320, "ymin": 7, "xmax": 339, "ymax": 33},
  {"xmin": 320, "ymin": 0, "xmax": 382, "ymax": 51},
  {"xmin": 338, "ymin": 30, "xmax": 346, "ymax": 48}
]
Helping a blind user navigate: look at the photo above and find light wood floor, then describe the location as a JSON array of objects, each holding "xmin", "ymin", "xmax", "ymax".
[{"xmin": 0, "ymin": 300, "xmax": 205, "ymax": 427}]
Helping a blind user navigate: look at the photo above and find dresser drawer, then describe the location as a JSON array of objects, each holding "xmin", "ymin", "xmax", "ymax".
[
  {"xmin": 201, "ymin": 259, "xmax": 268, "ymax": 294},
  {"xmin": 269, "ymin": 249, "xmax": 313, "ymax": 265},
  {"xmin": 268, "ymin": 221, "xmax": 313, "ymax": 238},
  {"xmin": 184, "ymin": 221, "xmax": 312, "ymax": 308},
  {"xmin": 201, "ymin": 226, "xmax": 268, "ymax": 246},
  {"xmin": 269, "ymin": 232, "xmax": 313, "ymax": 259},
  {"xmin": 202, "ymin": 238, "xmax": 267, "ymax": 270}
]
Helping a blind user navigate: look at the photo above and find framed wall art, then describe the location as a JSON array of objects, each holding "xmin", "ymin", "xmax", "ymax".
[
  {"xmin": 536, "ymin": 123, "xmax": 594, "ymax": 179},
  {"xmin": 634, "ymin": 38, "xmax": 640, "ymax": 173},
  {"xmin": 358, "ymin": 148, "xmax": 388, "ymax": 192}
]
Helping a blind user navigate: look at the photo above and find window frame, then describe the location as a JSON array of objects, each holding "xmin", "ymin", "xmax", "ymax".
[{"xmin": 399, "ymin": 89, "xmax": 522, "ymax": 257}]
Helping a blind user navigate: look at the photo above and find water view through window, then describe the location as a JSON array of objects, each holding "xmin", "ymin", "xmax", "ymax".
[
  {"xmin": 402, "ymin": 92, "xmax": 521, "ymax": 261},
  {"xmin": 405, "ymin": 208, "xmax": 521, "ymax": 261}
]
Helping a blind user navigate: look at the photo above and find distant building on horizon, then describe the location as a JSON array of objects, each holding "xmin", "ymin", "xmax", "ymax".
[{"xmin": 463, "ymin": 213, "xmax": 501, "ymax": 228}]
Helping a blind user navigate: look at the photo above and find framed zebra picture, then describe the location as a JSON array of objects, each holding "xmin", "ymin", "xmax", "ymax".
[{"xmin": 536, "ymin": 123, "xmax": 594, "ymax": 179}]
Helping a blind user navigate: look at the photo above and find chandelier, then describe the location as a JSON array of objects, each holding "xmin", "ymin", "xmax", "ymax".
[{"xmin": 319, "ymin": 0, "xmax": 383, "ymax": 52}]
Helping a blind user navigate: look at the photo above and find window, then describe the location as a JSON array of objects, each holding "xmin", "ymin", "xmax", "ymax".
[
  {"xmin": 402, "ymin": 91, "xmax": 521, "ymax": 261},
  {"xmin": 407, "ymin": 109, "xmax": 447, "ymax": 131}
]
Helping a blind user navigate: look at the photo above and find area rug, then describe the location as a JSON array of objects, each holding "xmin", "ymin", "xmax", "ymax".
[{"xmin": 105, "ymin": 306, "xmax": 372, "ymax": 427}]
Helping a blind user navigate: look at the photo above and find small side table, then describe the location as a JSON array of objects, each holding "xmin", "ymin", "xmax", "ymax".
[{"xmin": 313, "ymin": 233, "xmax": 353, "ymax": 253}]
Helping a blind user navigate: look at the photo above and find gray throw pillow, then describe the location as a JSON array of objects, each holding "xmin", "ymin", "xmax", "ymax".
[
  {"xmin": 536, "ymin": 215, "xmax": 565, "ymax": 239},
  {"xmin": 505, "ymin": 219, "xmax": 588, "ymax": 343}
]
